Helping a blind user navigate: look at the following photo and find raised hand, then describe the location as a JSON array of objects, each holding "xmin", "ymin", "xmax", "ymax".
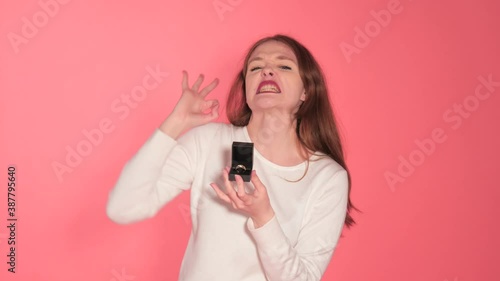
[{"xmin": 160, "ymin": 71, "xmax": 220, "ymax": 138}]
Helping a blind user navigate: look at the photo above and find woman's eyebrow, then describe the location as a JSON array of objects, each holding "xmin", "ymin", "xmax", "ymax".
[
  {"xmin": 248, "ymin": 57, "xmax": 262, "ymax": 64},
  {"xmin": 248, "ymin": 55, "xmax": 297, "ymax": 64},
  {"xmin": 275, "ymin": 55, "xmax": 297, "ymax": 63}
]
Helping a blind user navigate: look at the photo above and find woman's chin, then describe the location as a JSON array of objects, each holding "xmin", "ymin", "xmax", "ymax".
[{"xmin": 250, "ymin": 100, "xmax": 279, "ymax": 110}]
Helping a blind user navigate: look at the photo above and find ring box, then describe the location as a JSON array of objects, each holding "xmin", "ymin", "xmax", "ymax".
[{"xmin": 229, "ymin": 141, "xmax": 254, "ymax": 182}]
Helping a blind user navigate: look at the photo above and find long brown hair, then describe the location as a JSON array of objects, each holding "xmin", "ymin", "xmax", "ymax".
[{"xmin": 226, "ymin": 34, "xmax": 359, "ymax": 228}]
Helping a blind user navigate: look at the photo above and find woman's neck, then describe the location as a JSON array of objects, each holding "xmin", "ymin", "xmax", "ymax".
[{"xmin": 246, "ymin": 113, "xmax": 307, "ymax": 166}]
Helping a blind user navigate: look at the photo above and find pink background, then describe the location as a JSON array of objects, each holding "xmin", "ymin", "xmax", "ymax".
[{"xmin": 1, "ymin": 0, "xmax": 499, "ymax": 280}]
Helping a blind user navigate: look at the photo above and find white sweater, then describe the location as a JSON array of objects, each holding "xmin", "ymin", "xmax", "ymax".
[{"xmin": 106, "ymin": 122, "xmax": 348, "ymax": 281}]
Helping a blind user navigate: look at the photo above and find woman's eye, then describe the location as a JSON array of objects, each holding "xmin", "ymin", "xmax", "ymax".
[
  {"xmin": 250, "ymin": 66, "xmax": 261, "ymax": 72},
  {"xmin": 279, "ymin": 65, "xmax": 292, "ymax": 70}
]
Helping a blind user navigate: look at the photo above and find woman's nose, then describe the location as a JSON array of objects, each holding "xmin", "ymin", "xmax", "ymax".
[{"xmin": 261, "ymin": 65, "xmax": 274, "ymax": 77}]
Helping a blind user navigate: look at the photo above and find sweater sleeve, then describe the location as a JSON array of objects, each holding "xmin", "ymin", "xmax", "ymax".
[
  {"xmin": 106, "ymin": 123, "xmax": 217, "ymax": 224},
  {"xmin": 247, "ymin": 169, "xmax": 349, "ymax": 281}
]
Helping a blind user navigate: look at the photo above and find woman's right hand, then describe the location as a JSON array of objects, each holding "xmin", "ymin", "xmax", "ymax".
[{"xmin": 161, "ymin": 71, "xmax": 220, "ymax": 137}]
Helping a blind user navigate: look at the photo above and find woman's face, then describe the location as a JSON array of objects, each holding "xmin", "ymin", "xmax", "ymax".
[{"xmin": 245, "ymin": 40, "xmax": 306, "ymax": 115}]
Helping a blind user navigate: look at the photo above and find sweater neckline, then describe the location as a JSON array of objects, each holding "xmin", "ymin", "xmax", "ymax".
[{"xmin": 241, "ymin": 126, "xmax": 310, "ymax": 171}]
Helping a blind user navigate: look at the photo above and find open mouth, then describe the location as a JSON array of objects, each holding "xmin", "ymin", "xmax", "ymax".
[{"xmin": 257, "ymin": 81, "xmax": 281, "ymax": 94}]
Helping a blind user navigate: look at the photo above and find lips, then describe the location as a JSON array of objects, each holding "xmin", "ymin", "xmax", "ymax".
[{"xmin": 256, "ymin": 81, "xmax": 281, "ymax": 94}]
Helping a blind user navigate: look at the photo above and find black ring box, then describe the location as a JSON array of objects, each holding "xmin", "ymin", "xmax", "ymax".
[{"xmin": 228, "ymin": 141, "xmax": 254, "ymax": 182}]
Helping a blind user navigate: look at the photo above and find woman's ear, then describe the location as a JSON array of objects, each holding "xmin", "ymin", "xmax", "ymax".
[{"xmin": 300, "ymin": 90, "xmax": 306, "ymax": 102}]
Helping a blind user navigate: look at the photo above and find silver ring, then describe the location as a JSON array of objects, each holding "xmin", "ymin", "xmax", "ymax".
[{"xmin": 235, "ymin": 164, "xmax": 247, "ymax": 173}]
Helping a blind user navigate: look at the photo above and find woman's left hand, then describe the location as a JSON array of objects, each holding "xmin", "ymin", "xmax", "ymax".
[{"xmin": 210, "ymin": 166, "xmax": 275, "ymax": 228}]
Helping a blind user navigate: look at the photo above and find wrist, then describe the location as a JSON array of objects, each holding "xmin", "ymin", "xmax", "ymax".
[
  {"xmin": 251, "ymin": 209, "xmax": 275, "ymax": 229},
  {"xmin": 159, "ymin": 115, "xmax": 187, "ymax": 139}
]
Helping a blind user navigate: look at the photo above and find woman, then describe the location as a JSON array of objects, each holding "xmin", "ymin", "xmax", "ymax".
[{"xmin": 107, "ymin": 34, "xmax": 358, "ymax": 281}]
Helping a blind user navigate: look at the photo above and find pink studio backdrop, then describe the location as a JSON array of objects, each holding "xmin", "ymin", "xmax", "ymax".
[{"xmin": 1, "ymin": 0, "xmax": 499, "ymax": 280}]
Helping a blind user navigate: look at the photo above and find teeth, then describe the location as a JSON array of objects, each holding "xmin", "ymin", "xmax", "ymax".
[{"xmin": 258, "ymin": 84, "xmax": 279, "ymax": 93}]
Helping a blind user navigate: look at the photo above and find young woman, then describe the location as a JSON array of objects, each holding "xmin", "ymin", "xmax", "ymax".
[{"xmin": 107, "ymin": 34, "xmax": 357, "ymax": 281}]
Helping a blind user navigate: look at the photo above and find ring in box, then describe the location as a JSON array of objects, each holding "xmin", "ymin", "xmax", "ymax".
[{"xmin": 228, "ymin": 141, "xmax": 254, "ymax": 182}]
